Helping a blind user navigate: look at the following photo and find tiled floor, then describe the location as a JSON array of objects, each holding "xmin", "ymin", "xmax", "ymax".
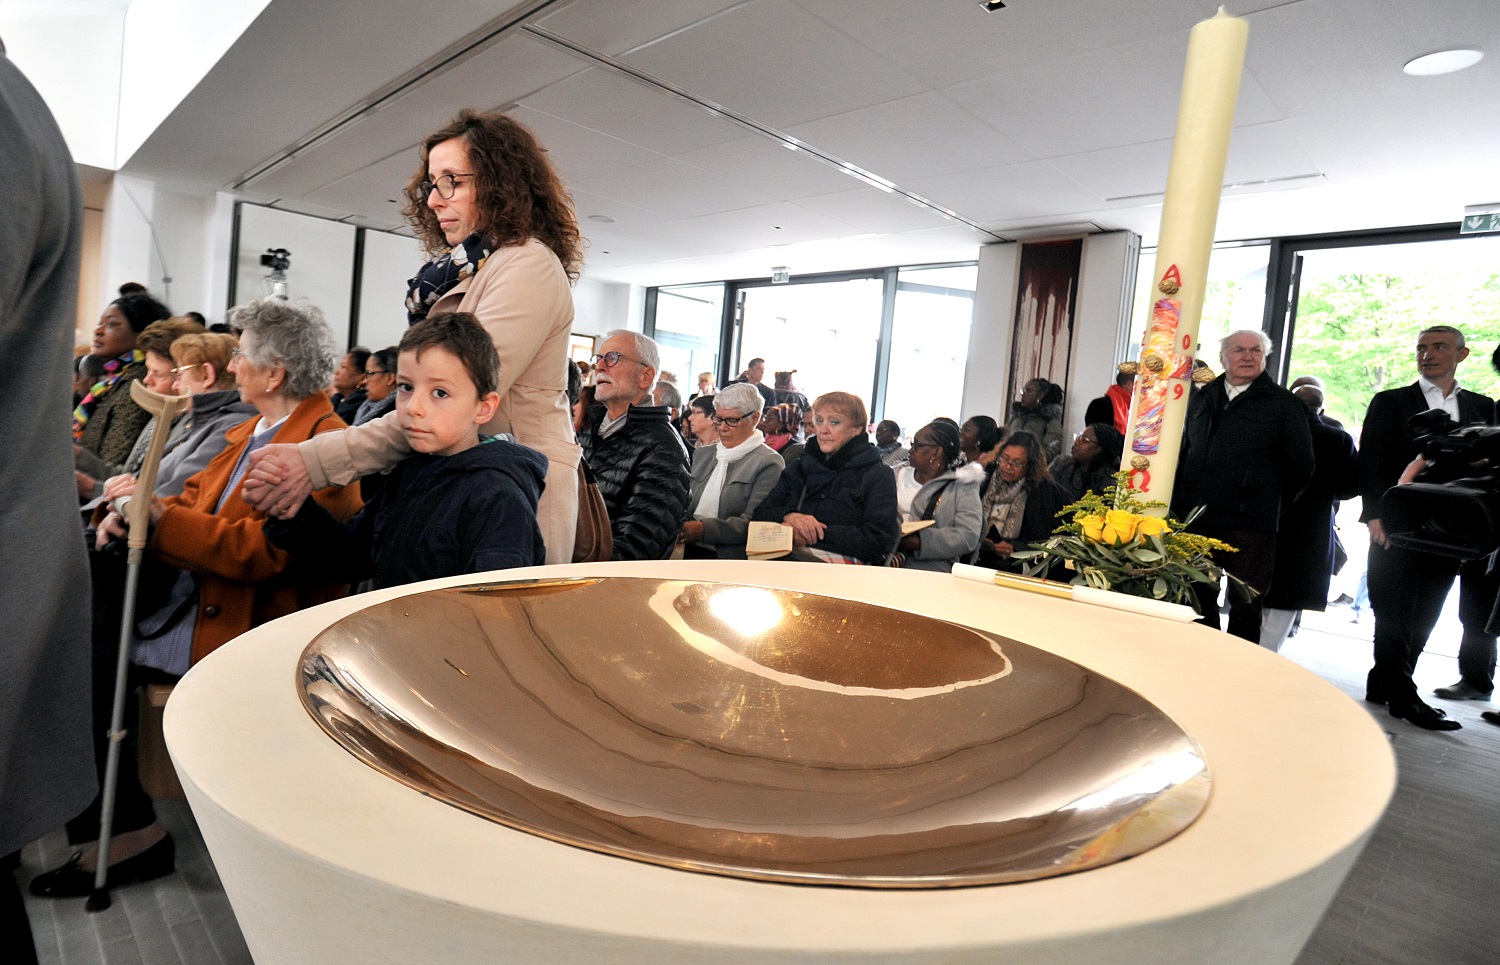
[{"xmin": 16, "ymin": 599, "xmax": 1498, "ymax": 964}]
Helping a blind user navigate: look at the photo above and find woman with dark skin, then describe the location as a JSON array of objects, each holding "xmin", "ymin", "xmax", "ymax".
[
  {"xmin": 959, "ymin": 414, "xmax": 1004, "ymax": 467},
  {"xmin": 1048, "ymin": 422, "xmax": 1125, "ymax": 502},
  {"xmin": 972, "ymin": 429, "xmax": 1070, "ymax": 571},
  {"xmin": 892, "ymin": 421, "xmax": 985, "ymax": 571},
  {"xmin": 1005, "ymin": 377, "xmax": 1065, "ymax": 458}
]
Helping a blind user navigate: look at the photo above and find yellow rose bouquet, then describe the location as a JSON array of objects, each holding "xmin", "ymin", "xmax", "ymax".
[{"xmin": 1010, "ymin": 472, "xmax": 1249, "ymax": 612}]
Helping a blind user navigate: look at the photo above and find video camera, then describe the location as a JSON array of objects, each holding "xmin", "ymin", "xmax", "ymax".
[{"xmin": 1381, "ymin": 409, "xmax": 1500, "ymax": 559}]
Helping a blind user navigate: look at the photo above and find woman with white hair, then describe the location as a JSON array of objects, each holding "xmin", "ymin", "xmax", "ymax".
[
  {"xmin": 33, "ymin": 299, "xmax": 361, "ymax": 899},
  {"xmin": 678, "ymin": 382, "xmax": 784, "ymax": 558}
]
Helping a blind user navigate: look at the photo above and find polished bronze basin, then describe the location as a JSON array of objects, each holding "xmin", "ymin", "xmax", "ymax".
[{"xmin": 299, "ymin": 577, "xmax": 1210, "ymax": 888}]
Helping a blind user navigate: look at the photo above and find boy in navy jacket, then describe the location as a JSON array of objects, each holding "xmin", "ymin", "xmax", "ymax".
[{"xmin": 266, "ymin": 312, "xmax": 546, "ymax": 587}]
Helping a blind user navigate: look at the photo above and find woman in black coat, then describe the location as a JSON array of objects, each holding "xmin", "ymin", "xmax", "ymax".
[
  {"xmin": 752, "ymin": 391, "xmax": 899, "ymax": 565},
  {"xmin": 1048, "ymin": 422, "xmax": 1124, "ymax": 502}
]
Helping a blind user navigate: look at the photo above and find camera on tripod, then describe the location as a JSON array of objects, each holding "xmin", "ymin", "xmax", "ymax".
[
  {"xmin": 259, "ymin": 248, "xmax": 291, "ymax": 272},
  {"xmin": 1381, "ymin": 409, "xmax": 1500, "ymax": 559}
]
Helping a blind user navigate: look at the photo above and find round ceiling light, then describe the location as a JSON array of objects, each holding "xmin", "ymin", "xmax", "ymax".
[
  {"xmin": 1403, "ymin": 49, "xmax": 1483, "ymax": 76},
  {"xmin": 587, "ymin": 214, "xmax": 616, "ymax": 224}
]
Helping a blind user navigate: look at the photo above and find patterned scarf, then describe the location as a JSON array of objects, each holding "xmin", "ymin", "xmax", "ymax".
[
  {"xmin": 981, "ymin": 475, "xmax": 1028, "ymax": 541},
  {"xmin": 72, "ymin": 348, "xmax": 144, "ymax": 441},
  {"xmin": 404, "ymin": 232, "xmax": 492, "ymax": 323}
]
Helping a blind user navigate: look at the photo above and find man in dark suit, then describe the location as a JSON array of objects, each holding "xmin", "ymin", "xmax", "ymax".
[
  {"xmin": 1174, "ymin": 330, "xmax": 1315, "ymax": 642},
  {"xmin": 1359, "ymin": 325, "xmax": 1497, "ymax": 730}
]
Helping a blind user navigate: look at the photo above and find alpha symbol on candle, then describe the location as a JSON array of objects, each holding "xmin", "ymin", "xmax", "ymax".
[{"xmin": 1158, "ymin": 265, "xmax": 1183, "ymax": 295}]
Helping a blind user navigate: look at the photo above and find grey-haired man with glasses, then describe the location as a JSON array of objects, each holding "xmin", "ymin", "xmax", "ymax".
[{"xmin": 578, "ymin": 330, "xmax": 690, "ymax": 560}]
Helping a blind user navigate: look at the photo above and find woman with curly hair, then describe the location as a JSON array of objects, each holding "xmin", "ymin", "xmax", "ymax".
[{"xmin": 244, "ymin": 109, "xmax": 583, "ymax": 562}]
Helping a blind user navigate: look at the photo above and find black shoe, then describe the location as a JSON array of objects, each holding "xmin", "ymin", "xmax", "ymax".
[
  {"xmin": 28, "ymin": 835, "xmax": 175, "ymax": 898},
  {"xmin": 1481, "ymin": 711, "xmax": 1500, "ymax": 727},
  {"xmin": 1389, "ymin": 700, "xmax": 1462, "ymax": 731}
]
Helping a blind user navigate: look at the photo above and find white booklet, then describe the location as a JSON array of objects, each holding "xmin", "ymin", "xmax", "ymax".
[{"xmin": 746, "ymin": 521, "xmax": 794, "ymax": 560}]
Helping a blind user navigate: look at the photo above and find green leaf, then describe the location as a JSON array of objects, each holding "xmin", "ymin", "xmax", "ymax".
[{"xmin": 1153, "ymin": 576, "xmax": 1168, "ymax": 598}]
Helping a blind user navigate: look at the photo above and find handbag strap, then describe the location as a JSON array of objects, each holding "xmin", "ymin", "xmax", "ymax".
[{"xmin": 917, "ymin": 479, "xmax": 955, "ymax": 522}]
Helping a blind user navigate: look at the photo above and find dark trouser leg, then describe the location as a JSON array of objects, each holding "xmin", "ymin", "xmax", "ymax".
[
  {"xmin": 1457, "ymin": 555, "xmax": 1499, "ymax": 693},
  {"xmin": 1196, "ymin": 527, "xmax": 1276, "ymax": 643},
  {"xmin": 1367, "ymin": 541, "xmax": 1457, "ymax": 707}
]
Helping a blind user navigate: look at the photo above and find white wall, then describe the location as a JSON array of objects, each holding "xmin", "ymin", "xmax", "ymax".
[
  {"xmin": 1066, "ymin": 231, "xmax": 1141, "ymax": 441},
  {"xmin": 94, "ymin": 174, "xmax": 220, "ymax": 321},
  {"xmin": 234, "ymin": 203, "xmax": 356, "ymax": 348},
  {"xmin": 0, "ymin": 11, "xmax": 124, "ymax": 169},
  {"xmin": 115, "ymin": 0, "xmax": 273, "ymax": 164},
  {"xmin": 356, "ymin": 229, "xmax": 425, "ymax": 351},
  {"xmin": 959, "ymin": 242, "xmax": 1020, "ymax": 423},
  {"xmin": 572, "ymin": 277, "xmax": 637, "ymax": 336}
]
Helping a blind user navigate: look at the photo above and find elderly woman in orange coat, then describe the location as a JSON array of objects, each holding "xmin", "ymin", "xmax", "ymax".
[{"xmin": 31, "ymin": 298, "xmax": 361, "ymax": 899}]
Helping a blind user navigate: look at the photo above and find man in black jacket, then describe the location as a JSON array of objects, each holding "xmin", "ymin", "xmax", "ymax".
[
  {"xmin": 1173, "ymin": 330, "xmax": 1315, "ymax": 642},
  {"xmin": 1359, "ymin": 325, "xmax": 1496, "ymax": 731},
  {"xmin": 581, "ymin": 330, "xmax": 690, "ymax": 561}
]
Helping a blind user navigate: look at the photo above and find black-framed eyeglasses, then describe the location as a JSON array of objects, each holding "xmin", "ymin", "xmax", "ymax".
[
  {"xmin": 365, "ymin": 368, "xmax": 392, "ymax": 378},
  {"xmin": 420, "ymin": 173, "xmax": 474, "ymax": 200},
  {"xmin": 592, "ymin": 351, "xmax": 645, "ymax": 369},
  {"xmin": 711, "ymin": 413, "xmax": 748, "ymax": 428}
]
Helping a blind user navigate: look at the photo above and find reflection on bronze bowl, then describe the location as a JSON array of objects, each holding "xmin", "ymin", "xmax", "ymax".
[{"xmin": 299, "ymin": 577, "xmax": 1210, "ymax": 888}]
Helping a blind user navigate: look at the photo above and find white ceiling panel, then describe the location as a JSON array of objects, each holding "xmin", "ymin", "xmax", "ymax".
[
  {"xmin": 784, "ymin": 92, "xmax": 1034, "ymax": 183},
  {"xmin": 796, "ymin": 0, "xmax": 1205, "ymax": 91},
  {"xmin": 1049, "ymin": 121, "xmax": 1321, "ymax": 203},
  {"xmin": 1244, "ymin": 0, "xmax": 1500, "ymax": 117},
  {"xmin": 622, "ymin": 0, "xmax": 927, "ymax": 128},
  {"xmin": 907, "ymin": 161, "xmax": 1106, "ymax": 225},
  {"xmin": 793, "ymin": 188, "xmax": 958, "ymax": 235},
  {"xmin": 505, "ymin": 105, "xmax": 666, "ymax": 184},
  {"xmin": 78, "ymin": 0, "xmax": 1498, "ymax": 287},
  {"xmin": 572, "ymin": 156, "xmax": 781, "ymax": 221},
  {"xmin": 673, "ymin": 136, "xmax": 869, "ymax": 201},
  {"xmin": 665, "ymin": 199, "xmax": 868, "ymax": 251},
  {"xmin": 532, "ymin": 0, "xmax": 749, "ymax": 56},
  {"xmin": 945, "ymin": 28, "xmax": 1283, "ymax": 160},
  {"xmin": 246, "ymin": 35, "xmax": 588, "ymax": 199},
  {"xmin": 517, "ymin": 66, "xmax": 744, "ymax": 157}
]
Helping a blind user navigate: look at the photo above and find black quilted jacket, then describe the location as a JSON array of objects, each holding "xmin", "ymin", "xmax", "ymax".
[{"xmin": 579, "ymin": 404, "xmax": 691, "ymax": 561}]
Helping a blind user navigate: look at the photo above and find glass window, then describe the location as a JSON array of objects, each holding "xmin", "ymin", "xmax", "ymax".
[
  {"xmin": 1128, "ymin": 243, "xmax": 1270, "ymax": 374},
  {"xmin": 884, "ymin": 265, "xmax": 977, "ymax": 438},
  {"xmin": 652, "ymin": 283, "xmax": 724, "ymax": 395},
  {"xmin": 1287, "ymin": 234, "xmax": 1500, "ymax": 429},
  {"xmin": 737, "ymin": 278, "xmax": 886, "ymax": 418}
]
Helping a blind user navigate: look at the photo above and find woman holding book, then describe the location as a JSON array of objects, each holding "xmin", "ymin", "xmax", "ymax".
[
  {"xmin": 890, "ymin": 420, "xmax": 985, "ymax": 571},
  {"xmin": 679, "ymin": 383, "xmax": 784, "ymax": 559},
  {"xmin": 752, "ymin": 391, "xmax": 899, "ymax": 565}
]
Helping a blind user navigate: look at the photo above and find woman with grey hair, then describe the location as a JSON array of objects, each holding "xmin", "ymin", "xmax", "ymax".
[
  {"xmin": 678, "ymin": 381, "xmax": 784, "ymax": 558},
  {"xmin": 36, "ymin": 299, "xmax": 363, "ymax": 899}
]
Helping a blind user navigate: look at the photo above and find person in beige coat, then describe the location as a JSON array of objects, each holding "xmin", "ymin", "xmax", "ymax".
[{"xmin": 243, "ymin": 110, "xmax": 583, "ymax": 563}]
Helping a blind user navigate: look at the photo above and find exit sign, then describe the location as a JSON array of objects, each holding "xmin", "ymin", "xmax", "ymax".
[{"xmin": 1462, "ymin": 203, "xmax": 1500, "ymax": 235}]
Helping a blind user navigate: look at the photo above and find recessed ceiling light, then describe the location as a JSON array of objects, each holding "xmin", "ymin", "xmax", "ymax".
[
  {"xmin": 1403, "ymin": 49, "xmax": 1483, "ymax": 76},
  {"xmin": 587, "ymin": 214, "xmax": 617, "ymax": 224}
]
